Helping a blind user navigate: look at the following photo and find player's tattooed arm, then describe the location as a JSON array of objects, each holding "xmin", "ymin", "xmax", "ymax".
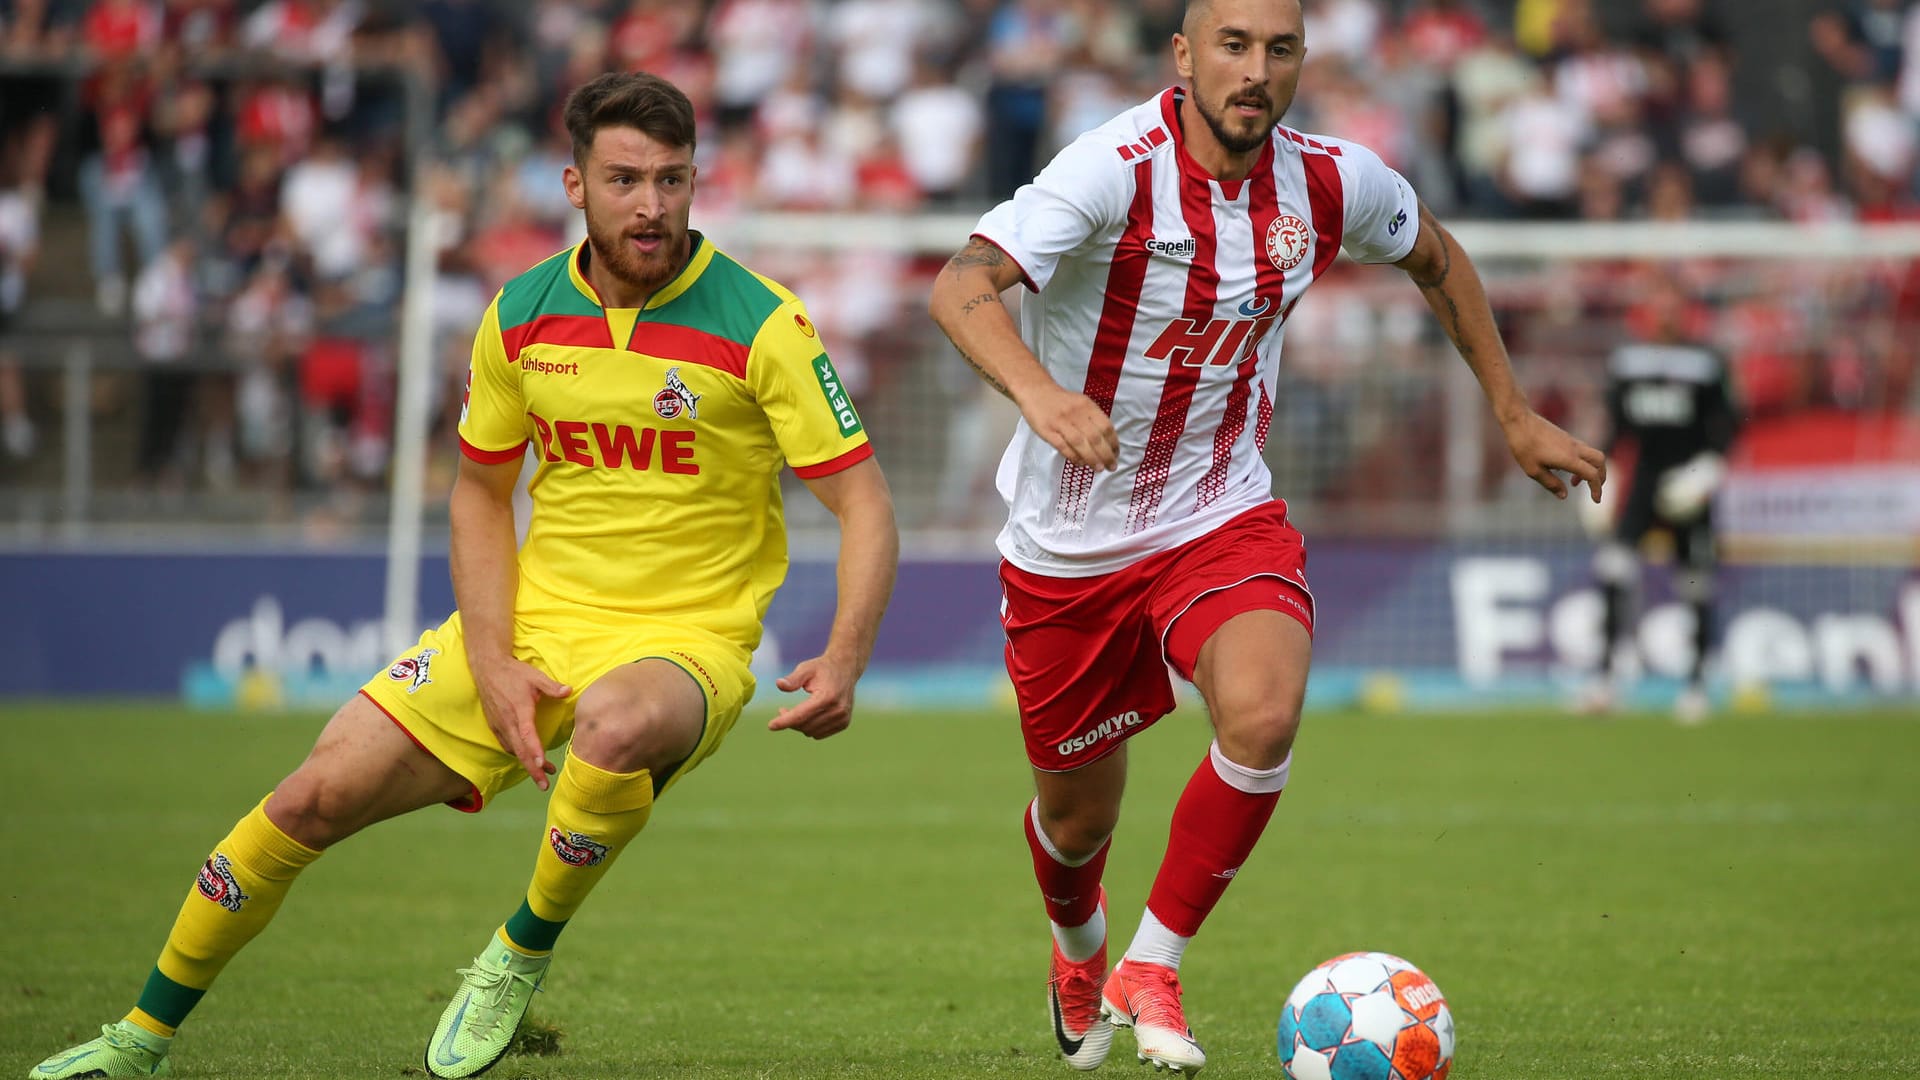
[
  {"xmin": 1399, "ymin": 203, "xmax": 1469, "ymax": 360},
  {"xmin": 945, "ymin": 236, "xmax": 1009, "ymax": 272},
  {"xmin": 956, "ymin": 345, "xmax": 1014, "ymax": 400},
  {"xmin": 1397, "ymin": 200, "xmax": 1502, "ymax": 386},
  {"xmin": 1396, "ymin": 200, "xmax": 1608, "ymax": 501},
  {"xmin": 959, "ymin": 291, "xmax": 1002, "ymax": 316}
]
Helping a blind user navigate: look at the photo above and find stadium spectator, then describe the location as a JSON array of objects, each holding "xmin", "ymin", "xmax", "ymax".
[
  {"xmin": 889, "ymin": 52, "xmax": 985, "ymax": 206},
  {"xmin": 0, "ymin": 120, "xmax": 45, "ymax": 460},
  {"xmin": 79, "ymin": 60, "xmax": 169, "ymax": 315},
  {"xmin": 981, "ymin": 0, "xmax": 1070, "ymax": 199},
  {"xmin": 130, "ymin": 235, "xmax": 201, "ymax": 487},
  {"xmin": 223, "ymin": 260, "xmax": 310, "ymax": 484}
]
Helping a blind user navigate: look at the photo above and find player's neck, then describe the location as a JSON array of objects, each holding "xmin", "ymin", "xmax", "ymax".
[
  {"xmin": 581, "ymin": 237, "xmax": 693, "ymax": 309},
  {"xmin": 1176, "ymin": 94, "xmax": 1262, "ymax": 183}
]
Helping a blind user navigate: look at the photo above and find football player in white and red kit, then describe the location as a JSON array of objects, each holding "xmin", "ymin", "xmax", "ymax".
[{"xmin": 930, "ymin": 0, "xmax": 1607, "ymax": 1073}]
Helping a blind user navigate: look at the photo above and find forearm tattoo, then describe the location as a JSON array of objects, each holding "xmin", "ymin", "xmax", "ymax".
[{"xmin": 958, "ymin": 347, "xmax": 1014, "ymax": 401}]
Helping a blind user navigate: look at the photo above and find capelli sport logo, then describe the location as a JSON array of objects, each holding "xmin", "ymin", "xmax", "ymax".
[{"xmin": 811, "ymin": 355, "xmax": 862, "ymax": 437}]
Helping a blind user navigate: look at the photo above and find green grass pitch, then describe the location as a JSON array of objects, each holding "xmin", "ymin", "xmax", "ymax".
[{"xmin": 2, "ymin": 701, "xmax": 1916, "ymax": 1078}]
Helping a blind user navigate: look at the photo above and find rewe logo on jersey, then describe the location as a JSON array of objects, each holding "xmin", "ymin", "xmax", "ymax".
[
  {"xmin": 528, "ymin": 409, "xmax": 699, "ymax": 474},
  {"xmin": 1143, "ymin": 313, "xmax": 1279, "ymax": 368}
]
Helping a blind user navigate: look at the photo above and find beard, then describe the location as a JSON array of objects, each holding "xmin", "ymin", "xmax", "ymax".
[
  {"xmin": 1194, "ymin": 87, "xmax": 1281, "ymax": 155},
  {"xmin": 584, "ymin": 207, "xmax": 687, "ymax": 295}
]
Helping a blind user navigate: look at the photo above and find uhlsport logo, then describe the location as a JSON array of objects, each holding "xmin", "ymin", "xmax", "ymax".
[
  {"xmin": 386, "ymin": 647, "xmax": 439, "ymax": 694},
  {"xmin": 653, "ymin": 366, "xmax": 702, "ymax": 420},
  {"xmin": 1145, "ymin": 235, "xmax": 1197, "ymax": 260},
  {"xmin": 1057, "ymin": 709, "xmax": 1145, "ymax": 756},
  {"xmin": 1266, "ymin": 214, "xmax": 1311, "ymax": 272},
  {"xmin": 549, "ymin": 828, "xmax": 610, "ymax": 867},
  {"xmin": 197, "ymin": 853, "xmax": 250, "ymax": 912}
]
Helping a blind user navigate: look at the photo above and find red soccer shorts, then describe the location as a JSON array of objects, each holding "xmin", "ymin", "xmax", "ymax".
[{"xmin": 999, "ymin": 500, "xmax": 1314, "ymax": 772}]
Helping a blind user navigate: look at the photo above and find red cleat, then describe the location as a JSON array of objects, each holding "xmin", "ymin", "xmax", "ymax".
[{"xmin": 1099, "ymin": 958, "xmax": 1206, "ymax": 1073}]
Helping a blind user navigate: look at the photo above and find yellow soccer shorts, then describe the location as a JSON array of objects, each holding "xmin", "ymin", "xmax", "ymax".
[{"xmin": 359, "ymin": 610, "xmax": 755, "ymax": 812}]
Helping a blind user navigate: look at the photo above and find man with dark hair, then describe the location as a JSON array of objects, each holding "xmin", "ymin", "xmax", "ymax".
[
  {"xmin": 929, "ymin": 0, "xmax": 1603, "ymax": 1071},
  {"xmin": 29, "ymin": 71, "xmax": 898, "ymax": 1080}
]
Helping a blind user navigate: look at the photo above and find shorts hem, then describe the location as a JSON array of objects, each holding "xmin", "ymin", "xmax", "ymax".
[
  {"xmin": 357, "ymin": 690, "xmax": 485, "ymax": 813},
  {"xmin": 1159, "ymin": 571, "xmax": 1315, "ymax": 680}
]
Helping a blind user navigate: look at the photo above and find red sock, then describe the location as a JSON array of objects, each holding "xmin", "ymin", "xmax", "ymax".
[
  {"xmin": 1144, "ymin": 744, "xmax": 1288, "ymax": 936},
  {"xmin": 1023, "ymin": 799, "xmax": 1110, "ymax": 927}
]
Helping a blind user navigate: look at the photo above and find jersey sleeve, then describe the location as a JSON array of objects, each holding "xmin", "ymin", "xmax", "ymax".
[
  {"xmin": 1328, "ymin": 140, "xmax": 1420, "ymax": 265},
  {"xmin": 456, "ymin": 294, "xmax": 530, "ymax": 463},
  {"xmin": 748, "ymin": 300, "xmax": 874, "ymax": 478},
  {"xmin": 970, "ymin": 133, "xmax": 1133, "ymax": 292}
]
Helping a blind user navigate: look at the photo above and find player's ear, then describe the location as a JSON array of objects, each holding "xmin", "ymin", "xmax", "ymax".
[
  {"xmin": 1173, "ymin": 33, "xmax": 1195, "ymax": 80},
  {"xmin": 564, "ymin": 163, "xmax": 587, "ymax": 211}
]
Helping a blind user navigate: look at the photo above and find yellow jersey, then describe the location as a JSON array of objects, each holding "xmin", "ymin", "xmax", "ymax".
[{"xmin": 456, "ymin": 236, "xmax": 872, "ymax": 651}]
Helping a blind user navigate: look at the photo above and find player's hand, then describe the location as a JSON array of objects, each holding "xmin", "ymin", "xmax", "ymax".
[
  {"xmin": 1502, "ymin": 410, "xmax": 1607, "ymax": 502},
  {"xmin": 1019, "ymin": 382, "xmax": 1120, "ymax": 471},
  {"xmin": 767, "ymin": 653, "xmax": 859, "ymax": 740},
  {"xmin": 472, "ymin": 658, "xmax": 572, "ymax": 791}
]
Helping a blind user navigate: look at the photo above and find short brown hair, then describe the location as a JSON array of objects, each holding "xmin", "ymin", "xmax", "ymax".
[{"xmin": 562, "ymin": 71, "xmax": 697, "ymax": 163}]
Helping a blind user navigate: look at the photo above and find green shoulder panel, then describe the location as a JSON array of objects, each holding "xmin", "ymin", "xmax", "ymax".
[
  {"xmin": 651, "ymin": 249, "xmax": 786, "ymax": 346},
  {"xmin": 497, "ymin": 247, "xmax": 600, "ymax": 329}
]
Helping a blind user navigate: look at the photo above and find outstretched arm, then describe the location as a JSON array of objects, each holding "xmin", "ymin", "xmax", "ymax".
[
  {"xmin": 1395, "ymin": 202, "xmax": 1607, "ymax": 502},
  {"xmin": 768, "ymin": 457, "xmax": 899, "ymax": 739},
  {"xmin": 928, "ymin": 237, "xmax": 1120, "ymax": 471}
]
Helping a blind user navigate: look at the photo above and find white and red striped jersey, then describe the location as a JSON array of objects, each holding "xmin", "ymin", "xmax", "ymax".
[{"xmin": 974, "ymin": 87, "xmax": 1420, "ymax": 576}]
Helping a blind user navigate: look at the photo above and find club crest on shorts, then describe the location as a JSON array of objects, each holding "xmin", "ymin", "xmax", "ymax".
[
  {"xmin": 1266, "ymin": 214, "xmax": 1311, "ymax": 272},
  {"xmin": 653, "ymin": 366, "xmax": 701, "ymax": 420},
  {"xmin": 386, "ymin": 647, "xmax": 440, "ymax": 694},
  {"xmin": 549, "ymin": 828, "xmax": 610, "ymax": 867},
  {"xmin": 197, "ymin": 853, "xmax": 249, "ymax": 912}
]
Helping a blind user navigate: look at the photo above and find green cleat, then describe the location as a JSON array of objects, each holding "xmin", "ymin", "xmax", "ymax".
[
  {"xmin": 29, "ymin": 1021, "xmax": 172, "ymax": 1078},
  {"xmin": 424, "ymin": 936, "xmax": 550, "ymax": 1079}
]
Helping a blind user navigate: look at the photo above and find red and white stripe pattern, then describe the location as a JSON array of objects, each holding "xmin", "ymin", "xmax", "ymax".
[{"xmin": 975, "ymin": 88, "xmax": 1418, "ymax": 577}]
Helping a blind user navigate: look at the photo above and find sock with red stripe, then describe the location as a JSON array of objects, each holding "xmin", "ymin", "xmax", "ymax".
[
  {"xmin": 1130, "ymin": 742, "xmax": 1289, "ymax": 969},
  {"xmin": 1024, "ymin": 798, "xmax": 1110, "ymax": 962}
]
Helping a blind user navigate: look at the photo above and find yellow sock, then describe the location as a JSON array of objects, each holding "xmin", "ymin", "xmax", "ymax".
[
  {"xmin": 147, "ymin": 795, "xmax": 322, "ymax": 1006},
  {"xmin": 517, "ymin": 756, "xmax": 653, "ymax": 945}
]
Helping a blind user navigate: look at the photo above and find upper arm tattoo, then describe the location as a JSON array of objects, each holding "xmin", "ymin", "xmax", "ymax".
[
  {"xmin": 1402, "ymin": 203, "xmax": 1452, "ymax": 291},
  {"xmin": 946, "ymin": 237, "xmax": 1009, "ymax": 272},
  {"xmin": 959, "ymin": 291, "xmax": 1002, "ymax": 316}
]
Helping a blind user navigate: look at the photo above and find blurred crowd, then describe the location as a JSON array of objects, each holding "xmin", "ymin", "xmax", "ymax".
[{"xmin": 0, "ymin": 0, "xmax": 1915, "ymax": 529}]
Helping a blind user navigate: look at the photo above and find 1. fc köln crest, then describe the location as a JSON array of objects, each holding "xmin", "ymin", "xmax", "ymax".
[{"xmin": 1266, "ymin": 214, "xmax": 1311, "ymax": 272}]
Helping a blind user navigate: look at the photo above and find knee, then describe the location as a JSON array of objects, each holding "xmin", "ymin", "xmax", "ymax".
[
  {"xmin": 266, "ymin": 771, "xmax": 356, "ymax": 849},
  {"xmin": 1212, "ymin": 696, "xmax": 1301, "ymax": 771},
  {"xmin": 570, "ymin": 689, "xmax": 697, "ymax": 775},
  {"xmin": 1035, "ymin": 800, "xmax": 1118, "ymax": 862}
]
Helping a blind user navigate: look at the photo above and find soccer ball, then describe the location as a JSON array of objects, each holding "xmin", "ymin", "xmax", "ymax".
[{"xmin": 1276, "ymin": 951, "xmax": 1454, "ymax": 1080}]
